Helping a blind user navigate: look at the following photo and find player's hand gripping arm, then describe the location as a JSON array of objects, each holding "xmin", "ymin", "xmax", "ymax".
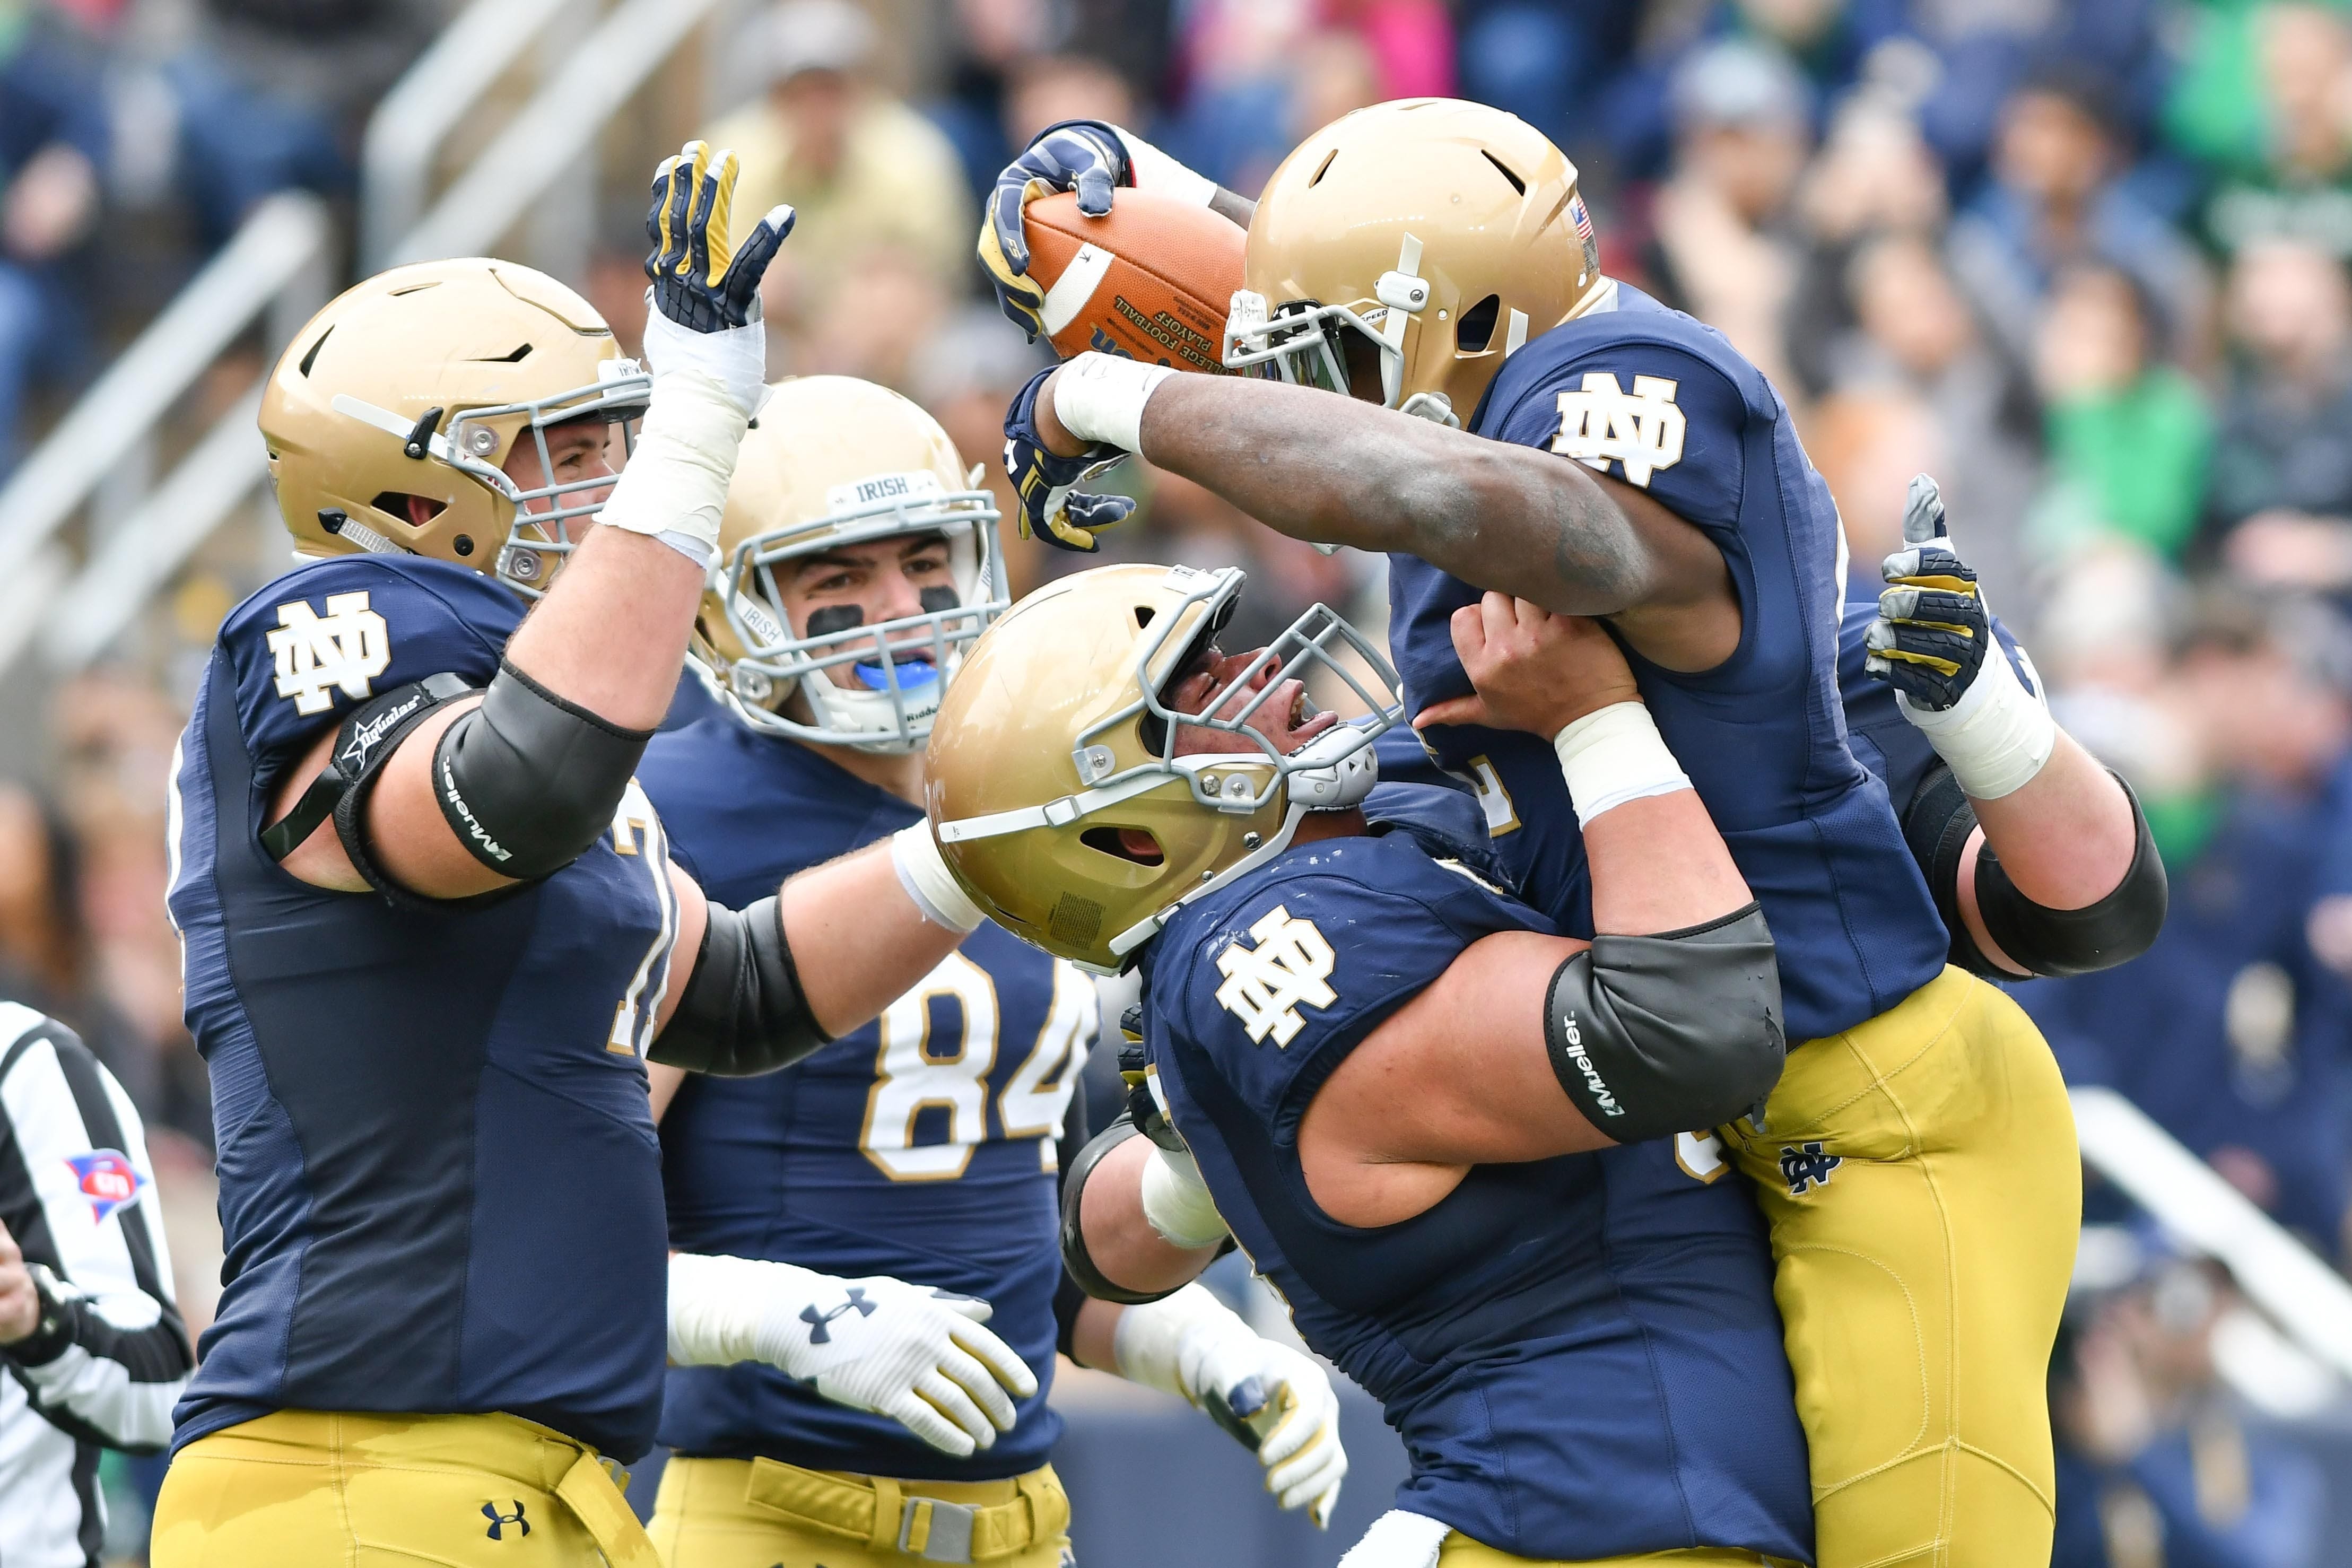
[
  {"xmin": 666, "ymin": 1252, "xmax": 1036, "ymax": 1457},
  {"xmin": 1299, "ymin": 599, "xmax": 1782, "ymax": 1226},
  {"xmin": 1870, "ymin": 475, "xmax": 2165, "ymax": 976},
  {"xmin": 266, "ymin": 142, "xmax": 793, "ymax": 901}
]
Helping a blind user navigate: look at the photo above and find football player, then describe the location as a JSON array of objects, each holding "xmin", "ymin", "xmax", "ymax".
[
  {"xmin": 635, "ymin": 377, "xmax": 1349, "ymax": 1567},
  {"xmin": 150, "ymin": 148, "xmax": 1022, "ymax": 1568},
  {"xmin": 977, "ymin": 107, "xmax": 2161, "ymax": 1567},
  {"xmin": 923, "ymin": 562, "xmax": 1815, "ymax": 1566}
]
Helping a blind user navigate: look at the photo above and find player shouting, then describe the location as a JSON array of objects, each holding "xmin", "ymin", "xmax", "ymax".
[
  {"xmin": 980, "ymin": 104, "xmax": 2164, "ymax": 1567},
  {"xmin": 637, "ymin": 377, "xmax": 1347, "ymax": 1566},
  {"xmin": 151, "ymin": 148, "xmax": 1026, "ymax": 1568}
]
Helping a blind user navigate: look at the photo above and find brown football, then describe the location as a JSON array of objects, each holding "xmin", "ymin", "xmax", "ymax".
[{"xmin": 1022, "ymin": 189, "xmax": 1245, "ymax": 374}]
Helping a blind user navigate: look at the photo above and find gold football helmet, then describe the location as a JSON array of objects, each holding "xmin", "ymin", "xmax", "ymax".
[
  {"xmin": 1224, "ymin": 98, "xmax": 1606, "ymax": 426},
  {"xmin": 926, "ymin": 563, "xmax": 1400, "ymax": 972},
  {"xmin": 693, "ymin": 376, "xmax": 1005, "ymax": 754},
  {"xmin": 260, "ymin": 257, "xmax": 650, "ymax": 595}
]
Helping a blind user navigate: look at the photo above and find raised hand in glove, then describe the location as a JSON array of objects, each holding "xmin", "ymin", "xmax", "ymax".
[
  {"xmin": 1003, "ymin": 363, "xmax": 1137, "ymax": 552},
  {"xmin": 1114, "ymin": 1283, "xmax": 1348, "ymax": 1526},
  {"xmin": 640, "ymin": 141, "xmax": 794, "ymax": 414},
  {"xmin": 1865, "ymin": 473, "xmax": 2052, "ymax": 799},
  {"xmin": 668, "ymin": 1253, "xmax": 1038, "ymax": 1458},
  {"xmin": 978, "ymin": 120, "xmax": 1219, "ymax": 338}
]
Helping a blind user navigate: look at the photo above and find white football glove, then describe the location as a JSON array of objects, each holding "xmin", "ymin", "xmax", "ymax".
[
  {"xmin": 1115, "ymin": 1283, "xmax": 1348, "ymax": 1524},
  {"xmin": 1337, "ymin": 1509, "xmax": 1453, "ymax": 1567},
  {"xmin": 667, "ymin": 1253, "xmax": 1038, "ymax": 1457}
]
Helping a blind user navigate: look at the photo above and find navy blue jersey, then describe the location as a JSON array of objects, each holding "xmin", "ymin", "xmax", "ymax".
[
  {"xmin": 167, "ymin": 555, "xmax": 680, "ymax": 1460},
  {"xmin": 1139, "ymin": 788, "xmax": 1813, "ymax": 1563},
  {"xmin": 641, "ymin": 716, "xmax": 1095, "ymax": 1481},
  {"xmin": 1392, "ymin": 282, "xmax": 1948, "ymax": 1042}
]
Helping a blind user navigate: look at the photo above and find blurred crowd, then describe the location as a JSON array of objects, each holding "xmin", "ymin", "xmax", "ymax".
[{"xmin": 16, "ymin": 0, "xmax": 2352, "ymax": 1561}]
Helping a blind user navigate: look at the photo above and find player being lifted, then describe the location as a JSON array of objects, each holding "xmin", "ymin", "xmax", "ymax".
[
  {"xmin": 922, "ymin": 564, "xmax": 1813, "ymax": 1565},
  {"xmin": 980, "ymin": 104, "xmax": 2165, "ymax": 1567},
  {"xmin": 637, "ymin": 376, "xmax": 1347, "ymax": 1567},
  {"xmin": 151, "ymin": 149, "xmax": 1035, "ymax": 1568}
]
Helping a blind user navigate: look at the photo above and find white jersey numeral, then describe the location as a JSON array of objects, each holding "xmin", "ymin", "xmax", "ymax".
[
  {"xmin": 860, "ymin": 956, "xmax": 1096, "ymax": 1181},
  {"xmin": 606, "ymin": 781, "xmax": 676, "ymax": 1058}
]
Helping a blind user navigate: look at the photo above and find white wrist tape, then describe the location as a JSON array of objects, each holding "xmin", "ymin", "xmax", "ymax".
[
  {"xmin": 1112, "ymin": 1281, "xmax": 1251, "ymax": 1402},
  {"xmin": 595, "ymin": 369, "xmax": 748, "ymax": 558},
  {"xmin": 667, "ymin": 1251, "xmax": 820, "ymax": 1366},
  {"xmin": 1897, "ymin": 647, "xmax": 2056, "ymax": 800},
  {"xmin": 1139, "ymin": 1143, "xmax": 1230, "ymax": 1250},
  {"xmin": 640, "ymin": 301, "xmax": 769, "ymax": 417},
  {"xmin": 1114, "ymin": 127, "xmax": 1221, "ymax": 210},
  {"xmin": 891, "ymin": 823, "xmax": 986, "ymax": 933},
  {"xmin": 1553, "ymin": 702, "xmax": 1692, "ymax": 825},
  {"xmin": 1053, "ymin": 351, "xmax": 1175, "ymax": 455}
]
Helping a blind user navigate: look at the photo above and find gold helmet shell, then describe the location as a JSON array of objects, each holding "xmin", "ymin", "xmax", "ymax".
[
  {"xmin": 260, "ymin": 257, "xmax": 650, "ymax": 594},
  {"xmin": 694, "ymin": 376, "xmax": 1005, "ymax": 754},
  {"xmin": 1224, "ymin": 98, "xmax": 1605, "ymax": 425},
  {"xmin": 925, "ymin": 563, "xmax": 1399, "ymax": 973}
]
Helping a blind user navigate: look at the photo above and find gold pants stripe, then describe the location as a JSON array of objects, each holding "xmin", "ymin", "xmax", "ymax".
[
  {"xmin": 648, "ymin": 1454, "xmax": 1073, "ymax": 1567},
  {"xmin": 1436, "ymin": 1535, "xmax": 1800, "ymax": 1566},
  {"xmin": 1718, "ymin": 966, "xmax": 2080, "ymax": 1568},
  {"xmin": 150, "ymin": 1408, "xmax": 661, "ymax": 1568}
]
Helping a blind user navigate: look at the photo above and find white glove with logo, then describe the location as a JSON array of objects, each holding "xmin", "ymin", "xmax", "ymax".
[
  {"xmin": 1337, "ymin": 1509, "xmax": 1453, "ymax": 1567},
  {"xmin": 1114, "ymin": 1283, "xmax": 1348, "ymax": 1524},
  {"xmin": 668, "ymin": 1252, "xmax": 1038, "ymax": 1457}
]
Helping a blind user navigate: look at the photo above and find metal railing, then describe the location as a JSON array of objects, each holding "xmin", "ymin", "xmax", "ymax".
[
  {"xmin": 2073, "ymin": 1085, "xmax": 2352, "ymax": 1384},
  {"xmin": 0, "ymin": 0, "xmax": 736, "ymax": 685}
]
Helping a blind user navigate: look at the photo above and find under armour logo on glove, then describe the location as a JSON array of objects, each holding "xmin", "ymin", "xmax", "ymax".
[
  {"xmin": 1866, "ymin": 475, "xmax": 1987, "ymax": 711},
  {"xmin": 482, "ymin": 1500, "xmax": 530, "ymax": 1540},
  {"xmin": 801, "ymin": 1286, "xmax": 878, "ymax": 1344},
  {"xmin": 1779, "ymin": 1142, "xmax": 1842, "ymax": 1196},
  {"xmin": 645, "ymin": 141, "xmax": 794, "ymax": 334}
]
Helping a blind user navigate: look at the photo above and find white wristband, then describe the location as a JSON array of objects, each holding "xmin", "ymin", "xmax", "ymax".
[
  {"xmin": 1111, "ymin": 1281, "xmax": 1250, "ymax": 1402},
  {"xmin": 1896, "ymin": 646, "xmax": 2055, "ymax": 800},
  {"xmin": 1553, "ymin": 702, "xmax": 1692, "ymax": 825},
  {"xmin": 891, "ymin": 823, "xmax": 986, "ymax": 934},
  {"xmin": 1114, "ymin": 127, "xmax": 1220, "ymax": 210},
  {"xmin": 1053, "ymin": 351, "xmax": 1175, "ymax": 455},
  {"xmin": 596, "ymin": 369, "xmax": 748, "ymax": 555},
  {"xmin": 1139, "ymin": 1143, "xmax": 1230, "ymax": 1250}
]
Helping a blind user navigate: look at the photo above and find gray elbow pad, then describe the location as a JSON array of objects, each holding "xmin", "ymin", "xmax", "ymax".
[
  {"xmin": 1974, "ymin": 772, "xmax": 2166, "ymax": 978},
  {"xmin": 649, "ymin": 895, "xmax": 832, "ymax": 1076},
  {"xmin": 1544, "ymin": 902, "xmax": 1784, "ymax": 1144},
  {"xmin": 433, "ymin": 659, "xmax": 654, "ymax": 879}
]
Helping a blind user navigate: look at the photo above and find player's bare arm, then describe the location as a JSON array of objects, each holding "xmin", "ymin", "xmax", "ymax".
[{"xmin": 1870, "ymin": 476, "xmax": 2164, "ymax": 977}]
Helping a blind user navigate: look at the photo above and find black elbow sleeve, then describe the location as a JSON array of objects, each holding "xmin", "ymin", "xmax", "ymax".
[
  {"xmin": 1902, "ymin": 764, "xmax": 2006, "ymax": 977},
  {"xmin": 1060, "ymin": 1115, "xmax": 1217, "ymax": 1305},
  {"xmin": 649, "ymin": 895, "xmax": 832, "ymax": 1076},
  {"xmin": 433, "ymin": 659, "xmax": 653, "ymax": 879},
  {"xmin": 1544, "ymin": 902, "xmax": 1784, "ymax": 1144},
  {"xmin": 1974, "ymin": 773, "xmax": 2167, "ymax": 978}
]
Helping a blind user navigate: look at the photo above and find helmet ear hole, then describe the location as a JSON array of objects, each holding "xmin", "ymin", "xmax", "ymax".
[
  {"xmin": 1456, "ymin": 294, "xmax": 1501, "ymax": 354},
  {"xmin": 1082, "ymin": 826, "xmax": 1164, "ymax": 866},
  {"xmin": 373, "ymin": 492, "xmax": 446, "ymax": 526}
]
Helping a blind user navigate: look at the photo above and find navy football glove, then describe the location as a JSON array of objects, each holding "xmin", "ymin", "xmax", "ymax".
[
  {"xmin": 1004, "ymin": 364, "xmax": 1136, "ymax": 553},
  {"xmin": 644, "ymin": 141, "xmax": 794, "ymax": 334},
  {"xmin": 979, "ymin": 120, "xmax": 1131, "ymax": 339},
  {"xmin": 1865, "ymin": 474, "xmax": 1988, "ymax": 711}
]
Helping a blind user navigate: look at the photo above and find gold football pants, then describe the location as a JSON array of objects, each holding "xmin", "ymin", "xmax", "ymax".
[
  {"xmin": 150, "ymin": 1408, "xmax": 660, "ymax": 1567},
  {"xmin": 1438, "ymin": 1538, "xmax": 1798, "ymax": 1566},
  {"xmin": 649, "ymin": 1454, "xmax": 1073, "ymax": 1567},
  {"xmin": 1718, "ymin": 966, "xmax": 2079, "ymax": 1568}
]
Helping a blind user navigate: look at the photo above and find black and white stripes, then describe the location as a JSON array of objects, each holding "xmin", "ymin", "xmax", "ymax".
[{"xmin": 0, "ymin": 1001, "xmax": 193, "ymax": 1568}]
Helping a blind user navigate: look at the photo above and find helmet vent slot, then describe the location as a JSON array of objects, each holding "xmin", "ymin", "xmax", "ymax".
[
  {"xmin": 1481, "ymin": 151, "xmax": 1526, "ymax": 196},
  {"xmin": 472, "ymin": 343, "xmax": 534, "ymax": 363},
  {"xmin": 1134, "ymin": 605, "xmax": 1156, "ymax": 628},
  {"xmin": 1309, "ymin": 149, "xmax": 1339, "ymax": 187},
  {"xmin": 298, "ymin": 328, "xmax": 333, "ymax": 377},
  {"xmin": 1456, "ymin": 294, "xmax": 1501, "ymax": 353},
  {"xmin": 1082, "ymin": 826, "xmax": 1163, "ymax": 866}
]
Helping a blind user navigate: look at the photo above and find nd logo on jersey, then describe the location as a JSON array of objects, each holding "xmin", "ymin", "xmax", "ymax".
[
  {"xmin": 1214, "ymin": 906, "xmax": 1337, "ymax": 1048},
  {"xmin": 267, "ymin": 590, "xmax": 390, "ymax": 714},
  {"xmin": 1552, "ymin": 372, "xmax": 1686, "ymax": 487}
]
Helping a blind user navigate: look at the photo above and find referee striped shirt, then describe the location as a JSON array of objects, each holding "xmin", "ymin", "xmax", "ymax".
[{"xmin": 0, "ymin": 1001, "xmax": 192, "ymax": 1567}]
